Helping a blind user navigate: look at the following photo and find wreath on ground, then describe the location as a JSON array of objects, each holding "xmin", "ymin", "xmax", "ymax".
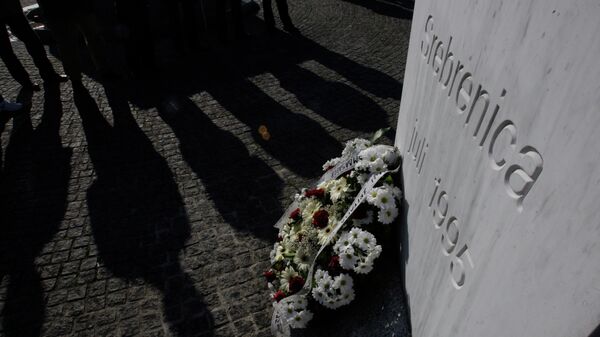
[{"xmin": 264, "ymin": 129, "xmax": 403, "ymax": 336}]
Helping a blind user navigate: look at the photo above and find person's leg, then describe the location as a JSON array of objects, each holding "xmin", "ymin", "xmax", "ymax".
[
  {"xmin": 0, "ymin": 22, "xmax": 34, "ymax": 86},
  {"xmin": 45, "ymin": 18, "xmax": 82, "ymax": 81},
  {"xmin": 230, "ymin": 0, "xmax": 247, "ymax": 38},
  {"xmin": 76, "ymin": 14, "xmax": 111, "ymax": 77},
  {"xmin": 275, "ymin": 0, "xmax": 295, "ymax": 30},
  {"xmin": 216, "ymin": 0, "xmax": 228, "ymax": 41},
  {"xmin": 5, "ymin": 12, "xmax": 59, "ymax": 81},
  {"xmin": 263, "ymin": 0, "xmax": 275, "ymax": 30}
]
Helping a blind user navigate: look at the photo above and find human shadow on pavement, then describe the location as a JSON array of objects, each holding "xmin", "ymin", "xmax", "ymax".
[
  {"xmin": 0, "ymin": 85, "xmax": 71, "ymax": 337},
  {"xmin": 275, "ymin": 64, "xmax": 389, "ymax": 132},
  {"xmin": 155, "ymin": 91, "xmax": 286, "ymax": 240},
  {"xmin": 206, "ymin": 77, "xmax": 344, "ymax": 179},
  {"xmin": 73, "ymin": 84, "xmax": 213, "ymax": 337},
  {"xmin": 340, "ymin": 0, "xmax": 414, "ymax": 20},
  {"xmin": 227, "ymin": 19, "xmax": 403, "ymax": 101}
]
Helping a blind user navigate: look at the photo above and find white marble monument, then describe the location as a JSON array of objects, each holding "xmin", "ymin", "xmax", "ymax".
[{"xmin": 395, "ymin": 1, "xmax": 600, "ymax": 336}]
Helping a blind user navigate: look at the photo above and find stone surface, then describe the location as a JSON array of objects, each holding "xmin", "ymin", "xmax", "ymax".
[
  {"xmin": 0, "ymin": 0, "xmax": 412, "ymax": 336},
  {"xmin": 396, "ymin": 1, "xmax": 600, "ymax": 337}
]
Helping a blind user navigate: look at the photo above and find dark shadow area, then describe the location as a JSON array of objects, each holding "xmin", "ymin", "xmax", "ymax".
[
  {"xmin": 72, "ymin": 84, "xmax": 213, "ymax": 337},
  {"xmin": 0, "ymin": 85, "xmax": 71, "ymax": 337},
  {"xmin": 292, "ymin": 220, "xmax": 411, "ymax": 337},
  {"xmin": 396, "ymin": 163, "xmax": 412, "ymax": 334},
  {"xmin": 340, "ymin": 0, "xmax": 414, "ymax": 20},
  {"xmin": 275, "ymin": 64, "xmax": 389, "ymax": 132},
  {"xmin": 205, "ymin": 77, "xmax": 344, "ymax": 178},
  {"xmin": 589, "ymin": 324, "xmax": 600, "ymax": 337},
  {"xmin": 154, "ymin": 91, "xmax": 285, "ymax": 239},
  {"xmin": 210, "ymin": 21, "xmax": 403, "ymax": 101}
]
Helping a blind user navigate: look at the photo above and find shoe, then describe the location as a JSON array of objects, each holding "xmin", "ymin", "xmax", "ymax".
[
  {"xmin": 0, "ymin": 100, "xmax": 23, "ymax": 112},
  {"xmin": 21, "ymin": 81, "xmax": 41, "ymax": 92},
  {"xmin": 44, "ymin": 73, "xmax": 69, "ymax": 83}
]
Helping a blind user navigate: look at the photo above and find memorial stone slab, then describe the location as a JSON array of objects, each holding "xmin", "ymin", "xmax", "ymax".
[{"xmin": 395, "ymin": 1, "xmax": 600, "ymax": 336}]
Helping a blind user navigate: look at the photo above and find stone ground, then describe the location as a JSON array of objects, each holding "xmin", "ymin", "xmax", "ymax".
[{"xmin": 0, "ymin": 0, "xmax": 412, "ymax": 336}]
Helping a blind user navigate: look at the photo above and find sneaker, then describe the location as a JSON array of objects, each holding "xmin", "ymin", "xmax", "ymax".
[
  {"xmin": 0, "ymin": 100, "xmax": 23, "ymax": 112},
  {"xmin": 44, "ymin": 73, "xmax": 69, "ymax": 83}
]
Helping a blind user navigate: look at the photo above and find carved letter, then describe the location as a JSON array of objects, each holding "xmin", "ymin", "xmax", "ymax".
[
  {"xmin": 439, "ymin": 36, "xmax": 454, "ymax": 88},
  {"xmin": 465, "ymin": 84, "xmax": 491, "ymax": 139},
  {"xmin": 421, "ymin": 16, "xmax": 434, "ymax": 58},
  {"xmin": 504, "ymin": 146, "xmax": 543, "ymax": 211},
  {"xmin": 433, "ymin": 41, "xmax": 444, "ymax": 76},
  {"xmin": 456, "ymin": 72, "xmax": 473, "ymax": 114},
  {"xmin": 488, "ymin": 120, "xmax": 517, "ymax": 170}
]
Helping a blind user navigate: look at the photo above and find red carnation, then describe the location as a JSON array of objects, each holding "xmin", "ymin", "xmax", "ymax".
[
  {"xmin": 305, "ymin": 188, "xmax": 325, "ymax": 199},
  {"xmin": 264, "ymin": 270, "xmax": 277, "ymax": 282},
  {"xmin": 312, "ymin": 209, "xmax": 329, "ymax": 228},
  {"xmin": 289, "ymin": 208, "xmax": 301, "ymax": 220},
  {"xmin": 289, "ymin": 276, "xmax": 305, "ymax": 293},
  {"xmin": 328, "ymin": 255, "xmax": 340, "ymax": 270},
  {"xmin": 273, "ymin": 290, "xmax": 286, "ymax": 302}
]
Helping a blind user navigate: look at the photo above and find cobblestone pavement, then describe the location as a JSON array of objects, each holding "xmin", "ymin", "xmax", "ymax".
[{"xmin": 0, "ymin": 0, "xmax": 412, "ymax": 336}]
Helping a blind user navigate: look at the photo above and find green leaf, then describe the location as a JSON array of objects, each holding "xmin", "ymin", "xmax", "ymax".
[{"xmin": 371, "ymin": 127, "xmax": 391, "ymax": 144}]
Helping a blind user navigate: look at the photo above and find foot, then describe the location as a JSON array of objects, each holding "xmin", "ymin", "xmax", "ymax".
[
  {"xmin": 0, "ymin": 100, "xmax": 23, "ymax": 113},
  {"xmin": 21, "ymin": 81, "xmax": 41, "ymax": 92},
  {"xmin": 44, "ymin": 73, "xmax": 69, "ymax": 83}
]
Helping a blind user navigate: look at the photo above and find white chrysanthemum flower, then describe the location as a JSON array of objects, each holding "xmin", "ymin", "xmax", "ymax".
[
  {"xmin": 356, "ymin": 230, "xmax": 375, "ymax": 251},
  {"xmin": 333, "ymin": 231, "xmax": 354, "ymax": 252},
  {"xmin": 301, "ymin": 199, "xmax": 322, "ymax": 228},
  {"xmin": 317, "ymin": 179, "xmax": 335, "ymax": 191},
  {"xmin": 288, "ymin": 310, "xmax": 314, "ymax": 328},
  {"xmin": 384, "ymin": 182, "xmax": 403, "ymax": 201},
  {"xmin": 322, "ymin": 157, "xmax": 342, "ymax": 171},
  {"xmin": 366, "ymin": 188, "xmax": 379, "ymax": 204},
  {"xmin": 377, "ymin": 205, "xmax": 398, "ymax": 224},
  {"xmin": 329, "ymin": 177, "xmax": 350, "ymax": 202},
  {"xmin": 293, "ymin": 246, "xmax": 312, "ymax": 269},
  {"xmin": 356, "ymin": 144, "xmax": 400, "ymax": 173},
  {"xmin": 311, "ymin": 269, "xmax": 355, "ymax": 309},
  {"xmin": 317, "ymin": 221, "xmax": 337, "ymax": 245},
  {"xmin": 342, "ymin": 138, "xmax": 371, "ymax": 157},
  {"xmin": 349, "ymin": 227, "xmax": 362, "ymax": 240},
  {"xmin": 339, "ymin": 250, "xmax": 358, "ymax": 270},
  {"xmin": 357, "ymin": 172, "xmax": 370, "ymax": 185},
  {"xmin": 370, "ymin": 157, "xmax": 386, "ymax": 173},
  {"xmin": 355, "ymin": 261, "xmax": 374, "ymax": 274},
  {"xmin": 374, "ymin": 188, "xmax": 394, "ymax": 209},
  {"xmin": 333, "ymin": 228, "xmax": 382, "ymax": 274},
  {"xmin": 333, "ymin": 273, "xmax": 354, "ymax": 292}
]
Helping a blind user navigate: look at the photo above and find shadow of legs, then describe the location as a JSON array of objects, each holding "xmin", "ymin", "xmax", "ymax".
[{"xmin": 73, "ymin": 84, "xmax": 214, "ymax": 337}]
